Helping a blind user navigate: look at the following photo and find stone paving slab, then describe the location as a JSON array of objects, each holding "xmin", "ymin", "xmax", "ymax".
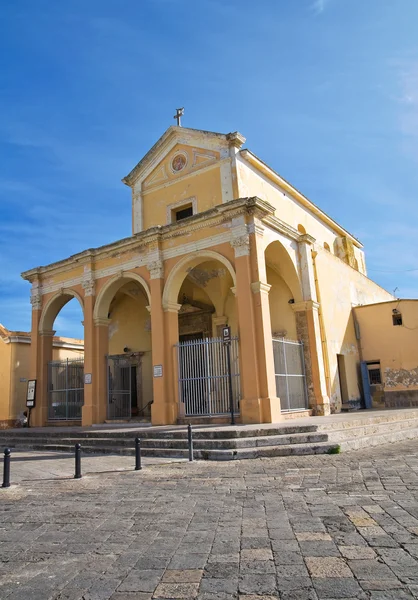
[{"xmin": 2, "ymin": 442, "xmax": 418, "ymax": 598}]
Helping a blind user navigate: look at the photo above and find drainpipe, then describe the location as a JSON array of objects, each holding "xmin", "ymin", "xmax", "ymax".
[{"xmin": 311, "ymin": 251, "xmax": 331, "ymax": 397}]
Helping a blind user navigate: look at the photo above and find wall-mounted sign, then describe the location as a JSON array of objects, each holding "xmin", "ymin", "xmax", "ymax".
[
  {"xmin": 26, "ymin": 379, "xmax": 36, "ymax": 408},
  {"xmin": 84, "ymin": 373, "xmax": 92, "ymax": 385},
  {"xmin": 222, "ymin": 326, "xmax": 231, "ymax": 345},
  {"xmin": 153, "ymin": 365, "xmax": 163, "ymax": 378}
]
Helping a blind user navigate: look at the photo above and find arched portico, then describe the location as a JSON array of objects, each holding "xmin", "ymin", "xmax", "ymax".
[
  {"xmin": 159, "ymin": 251, "xmax": 238, "ymax": 423},
  {"xmin": 92, "ymin": 272, "xmax": 153, "ymax": 424},
  {"xmin": 39, "ymin": 289, "xmax": 84, "ymax": 332}
]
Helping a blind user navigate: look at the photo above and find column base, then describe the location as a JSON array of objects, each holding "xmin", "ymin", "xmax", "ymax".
[
  {"xmin": 241, "ymin": 397, "xmax": 284, "ymax": 424},
  {"xmin": 81, "ymin": 404, "xmax": 94, "ymax": 427},
  {"xmin": 151, "ymin": 402, "xmax": 178, "ymax": 425},
  {"xmin": 312, "ymin": 397, "xmax": 331, "ymax": 416}
]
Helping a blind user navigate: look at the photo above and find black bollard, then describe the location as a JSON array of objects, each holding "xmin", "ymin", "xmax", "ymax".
[
  {"xmin": 187, "ymin": 424, "xmax": 193, "ymax": 462},
  {"xmin": 2, "ymin": 448, "xmax": 11, "ymax": 488},
  {"xmin": 135, "ymin": 437, "xmax": 142, "ymax": 471},
  {"xmin": 74, "ymin": 443, "xmax": 82, "ymax": 479}
]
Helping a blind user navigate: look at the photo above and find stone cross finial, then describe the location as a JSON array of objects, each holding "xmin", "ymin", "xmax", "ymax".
[{"xmin": 174, "ymin": 107, "xmax": 184, "ymax": 126}]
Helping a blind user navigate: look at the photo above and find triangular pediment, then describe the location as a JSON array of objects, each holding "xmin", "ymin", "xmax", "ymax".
[{"xmin": 122, "ymin": 126, "xmax": 245, "ymax": 189}]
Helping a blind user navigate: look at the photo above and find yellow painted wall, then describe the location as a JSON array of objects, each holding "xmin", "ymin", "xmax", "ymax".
[
  {"xmin": 355, "ymin": 300, "xmax": 418, "ymax": 391},
  {"xmin": 108, "ymin": 294, "xmax": 153, "ymax": 406},
  {"xmin": 267, "ymin": 266, "xmax": 297, "ymax": 340},
  {"xmin": 314, "ymin": 248, "xmax": 393, "ymax": 410},
  {"xmin": 236, "ymin": 158, "xmax": 367, "ymax": 275},
  {"xmin": 142, "ymin": 165, "xmax": 223, "ymax": 229}
]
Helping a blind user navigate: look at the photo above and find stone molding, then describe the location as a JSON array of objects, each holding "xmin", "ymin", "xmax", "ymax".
[
  {"xmin": 162, "ymin": 302, "xmax": 182, "ymax": 313},
  {"xmin": 39, "ymin": 329, "xmax": 56, "ymax": 337},
  {"xmin": 251, "ymin": 281, "xmax": 271, "ymax": 295},
  {"xmin": 291, "ymin": 300, "xmax": 320, "ymax": 313},
  {"xmin": 93, "ymin": 317, "xmax": 111, "ymax": 327},
  {"xmin": 82, "ymin": 278, "xmax": 95, "ymax": 297}
]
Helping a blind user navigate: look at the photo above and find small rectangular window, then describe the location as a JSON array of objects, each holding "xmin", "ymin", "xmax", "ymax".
[
  {"xmin": 174, "ymin": 204, "xmax": 193, "ymax": 222},
  {"xmin": 368, "ymin": 368, "xmax": 382, "ymax": 385},
  {"xmin": 392, "ymin": 313, "xmax": 403, "ymax": 326}
]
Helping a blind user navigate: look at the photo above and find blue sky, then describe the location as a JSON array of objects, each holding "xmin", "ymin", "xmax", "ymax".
[{"xmin": 1, "ymin": 0, "xmax": 418, "ymax": 339}]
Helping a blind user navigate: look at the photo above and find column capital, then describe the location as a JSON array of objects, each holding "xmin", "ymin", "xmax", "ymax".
[
  {"xmin": 291, "ymin": 300, "xmax": 320, "ymax": 313},
  {"xmin": 94, "ymin": 317, "xmax": 111, "ymax": 327},
  {"xmin": 39, "ymin": 329, "xmax": 56, "ymax": 337},
  {"xmin": 162, "ymin": 301, "xmax": 181, "ymax": 313},
  {"xmin": 251, "ymin": 281, "xmax": 271, "ymax": 295},
  {"xmin": 30, "ymin": 293, "xmax": 42, "ymax": 311},
  {"xmin": 299, "ymin": 233, "xmax": 316, "ymax": 245},
  {"xmin": 230, "ymin": 286, "xmax": 237, "ymax": 297}
]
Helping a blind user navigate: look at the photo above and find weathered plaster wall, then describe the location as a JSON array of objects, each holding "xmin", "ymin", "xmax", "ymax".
[
  {"xmin": 108, "ymin": 294, "xmax": 153, "ymax": 408},
  {"xmin": 315, "ymin": 248, "xmax": 393, "ymax": 411},
  {"xmin": 355, "ymin": 300, "xmax": 418, "ymax": 407}
]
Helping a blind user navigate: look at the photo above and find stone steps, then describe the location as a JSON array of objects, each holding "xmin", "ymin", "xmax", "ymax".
[{"xmin": 2, "ymin": 410, "xmax": 418, "ymax": 460}]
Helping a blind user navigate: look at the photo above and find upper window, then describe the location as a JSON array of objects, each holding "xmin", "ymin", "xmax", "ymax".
[
  {"xmin": 174, "ymin": 204, "xmax": 193, "ymax": 222},
  {"xmin": 392, "ymin": 312, "xmax": 403, "ymax": 326}
]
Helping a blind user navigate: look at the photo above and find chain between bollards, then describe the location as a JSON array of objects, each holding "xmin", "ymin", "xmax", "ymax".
[
  {"xmin": 187, "ymin": 424, "xmax": 193, "ymax": 462},
  {"xmin": 2, "ymin": 448, "xmax": 11, "ymax": 488},
  {"xmin": 135, "ymin": 437, "xmax": 142, "ymax": 471},
  {"xmin": 74, "ymin": 443, "xmax": 82, "ymax": 479}
]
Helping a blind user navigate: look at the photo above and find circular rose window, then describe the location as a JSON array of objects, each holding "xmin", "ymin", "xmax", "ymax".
[{"xmin": 171, "ymin": 153, "xmax": 187, "ymax": 173}]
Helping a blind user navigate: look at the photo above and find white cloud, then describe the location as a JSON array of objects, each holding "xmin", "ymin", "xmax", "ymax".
[{"xmin": 311, "ymin": 0, "xmax": 332, "ymax": 15}]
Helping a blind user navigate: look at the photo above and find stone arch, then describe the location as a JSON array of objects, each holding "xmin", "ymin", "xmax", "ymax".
[
  {"xmin": 264, "ymin": 240, "xmax": 303, "ymax": 303},
  {"xmin": 93, "ymin": 272, "xmax": 151, "ymax": 321},
  {"xmin": 162, "ymin": 250, "xmax": 237, "ymax": 308},
  {"xmin": 39, "ymin": 289, "xmax": 84, "ymax": 332}
]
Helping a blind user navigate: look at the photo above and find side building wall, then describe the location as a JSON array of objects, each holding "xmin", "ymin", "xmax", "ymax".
[
  {"xmin": 354, "ymin": 300, "xmax": 418, "ymax": 408},
  {"xmin": 315, "ymin": 249, "xmax": 393, "ymax": 411}
]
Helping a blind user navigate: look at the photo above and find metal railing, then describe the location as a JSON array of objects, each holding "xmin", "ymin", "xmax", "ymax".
[
  {"xmin": 48, "ymin": 358, "xmax": 84, "ymax": 421},
  {"xmin": 107, "ymin": 355, "xmax": 132, "ymax": 419},
  {"xmin": 176, "ymin": 337, "xmax": 241, "ymax": 416},
  {"xmin": 272, "ymin": 338, "xmax": 308, "ymax": 412}
]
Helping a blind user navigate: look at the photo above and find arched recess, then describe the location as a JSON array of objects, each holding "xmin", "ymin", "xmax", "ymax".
[
  {"xmin": 39, "ymin": 289, "xmax": 84, "ymax": 332},
  {"xmin": 162, "ymin": 250, "xmax": 236, "ymax": 308},
  {"xmin": 94, "ymin": 272, "xmax": 151, "ymax": 321}
]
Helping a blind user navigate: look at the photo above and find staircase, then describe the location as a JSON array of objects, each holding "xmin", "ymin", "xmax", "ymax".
[{"xmin": 1, "ymin": 409, "xmax": 418, "ymax": 460}]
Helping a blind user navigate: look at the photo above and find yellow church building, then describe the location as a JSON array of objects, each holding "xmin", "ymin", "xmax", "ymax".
[{"xmin": 21, "ymin": 124, "xmax": 394, "ymax": 428}]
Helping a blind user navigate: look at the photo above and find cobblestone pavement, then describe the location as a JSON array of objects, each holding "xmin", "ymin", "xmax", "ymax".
[{"xmin": 3, "ymin": 443, "xmax": 418, "ymax": 599}]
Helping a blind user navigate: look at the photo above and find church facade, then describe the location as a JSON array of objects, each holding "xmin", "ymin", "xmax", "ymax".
[{"xmin": 22, "ymin": 126, "xmax": 393, "ymax": 427}]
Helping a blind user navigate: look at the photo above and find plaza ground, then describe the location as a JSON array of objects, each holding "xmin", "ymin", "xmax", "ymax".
[{"xmin": 2, "ymin": 444, "xmax": 418, "ymax": 599}]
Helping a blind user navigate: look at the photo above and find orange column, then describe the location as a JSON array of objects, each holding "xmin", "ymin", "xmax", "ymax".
[
  {"xmin": 149, "ymin": 277, "xmax": 170, "ymax": 425},
  {"xmin": 297, "ymin": 236, "xmax": 330, "ymax": 416},
  {"xmin": 251, "ymin": 281, "xmax": 282, "ymax": 422},
  {"xmin": 158, "ymin": 303, "xmax": 180, "ymax": 425},
  {"xmin": 82, "ymin": 295, "xmax": 95, "ymax": 426},
  {"xmin": 234, "ymin": 252, "xmax": 263, "ymax": 423},
  {"xmin": 94, "ymin": 319, "xmax": 109, "ymax": 423},
  {"xmin": 29, "ymin": 299, "xmax": 42, "ymax": 426},
  {"xmin": 36, "ymin": 330, "xmax": 54, "ymax": 426}
]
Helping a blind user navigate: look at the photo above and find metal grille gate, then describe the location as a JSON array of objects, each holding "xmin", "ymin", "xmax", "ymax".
[
  {"xmin": 107, "ymin": 355, "xmax": 132, "ymax": 419},
  {"xmin": 272, "ymin": 338, "xmax": 308, "ymax": 412},
  {"xmin": 177, "ymin": 337, "xmax": 241, "ymax": 417},
  {"xmin": 48, "ymin": 358, "xmax": 84, "ymax": 421}
]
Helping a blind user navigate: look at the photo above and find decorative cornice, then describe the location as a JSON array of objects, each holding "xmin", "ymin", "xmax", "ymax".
[
  {"xmin": 299, "ymin": 233, "xmax": 316, "ymax": 246},
  {"xmin": 251, "ymin": 282, "xmax": 271, "ymax": 295},
  {"xmin": 291, "ymin": 300, "xmax": 320, "ymax": 313}
]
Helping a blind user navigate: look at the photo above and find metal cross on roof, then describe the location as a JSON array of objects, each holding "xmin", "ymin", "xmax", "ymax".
[{"xmin": 174, "ymin": 107, "xmax": 184, "ymax": 127}]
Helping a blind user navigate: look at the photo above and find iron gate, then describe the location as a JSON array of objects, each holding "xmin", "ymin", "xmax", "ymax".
[
  {"xmin": 272, "ymin": 338, "xmax": 308, "ymax": 412},
  {"xmin": 107, "ymin": 355, "xmax": 132, "ymax": 419},
  {"xmin": 177, "ymin": 337, "xmax": 241, "ymax": 416},
  {"xmin": 48, "ymin": 358, "xmax": 84, "ymax": 421}
]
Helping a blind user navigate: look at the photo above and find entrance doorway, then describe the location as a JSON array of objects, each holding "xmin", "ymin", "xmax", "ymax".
[
  {"xmin": 176, "ymin": 336, "xmax": 240, "ymax": 416},
  {"xmin": 107, "ymin": 355, "xmax": 140, "ymax": 419}
]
